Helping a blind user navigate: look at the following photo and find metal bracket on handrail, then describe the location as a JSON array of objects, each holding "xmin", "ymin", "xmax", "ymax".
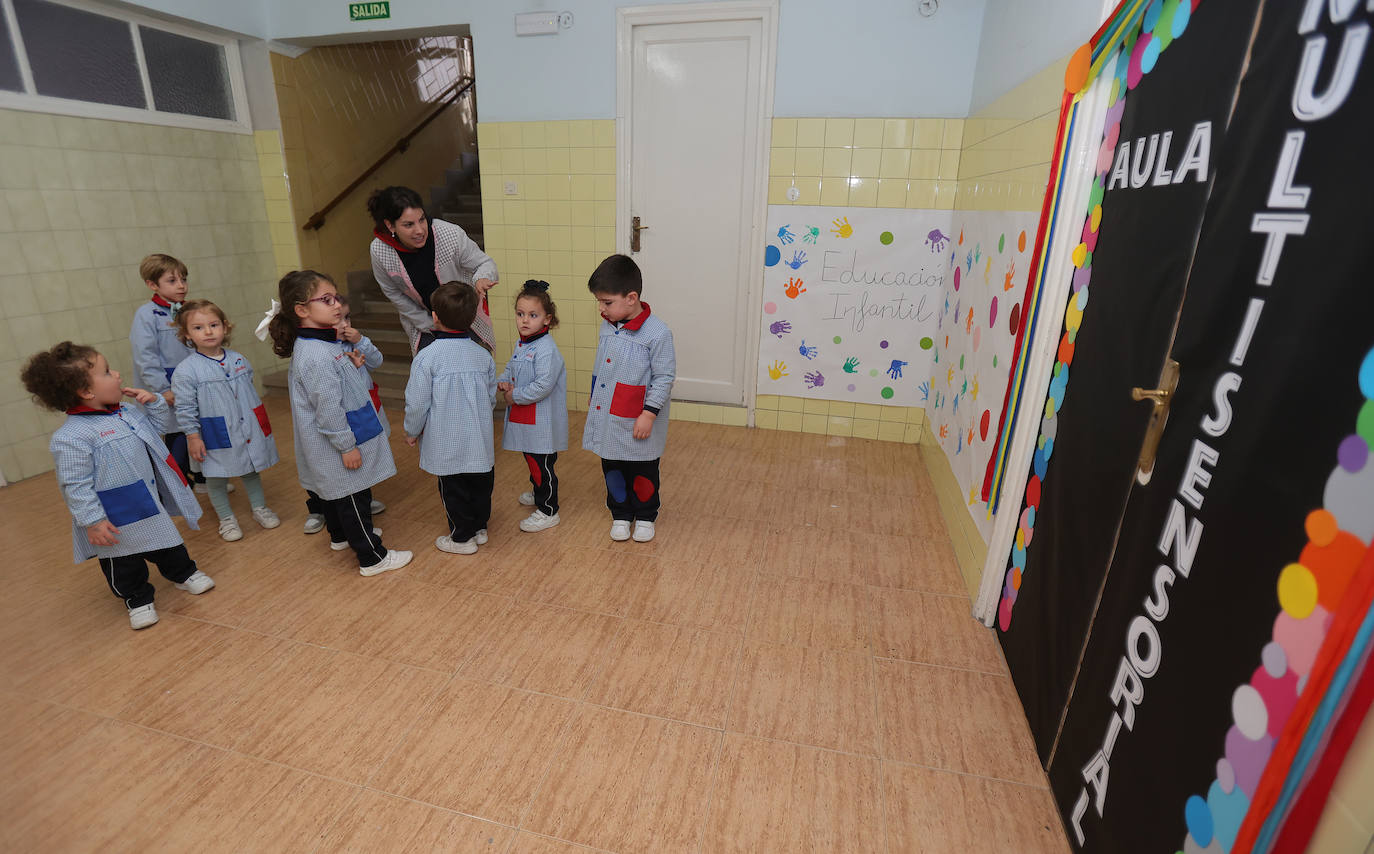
[{"xmin": 302, "ymin": 75, "xmax": 475, "ymax": 231}]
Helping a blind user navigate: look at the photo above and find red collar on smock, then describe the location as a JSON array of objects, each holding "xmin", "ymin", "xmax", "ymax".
[
  {"xmin": 67, "ymin": 404, "xmax": 121, "ymax": 415},
  {"xmin": 618, "ymin": 302, "xmax": 652, "ymax": 331}
]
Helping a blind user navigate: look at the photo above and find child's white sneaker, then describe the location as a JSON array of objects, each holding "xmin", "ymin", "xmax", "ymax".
[
  {"xmin": 175, "ymin": 570, "xmax": 216, "ymax": 595},
  {"xmin": 128, "ymin": 603, "xmax": 159, "ymax": 629},
  {"xmin": 520, "ymin": 510, "xmax": 561, "ymax": 532},
  {"xmin": 360, "ymin": 549, "xmax": 412, "ymax": 577},
  {"xmin": 331, "ymin": 528, "xmax": 381, "ymax": 551},
  {"xmin": 633, "ymin": 520, "xmax": 656, "ymax": 542},
  {"xmin": 475, "ymin": 528, "xmax": 488, "ymax": 545},
  {"xmin": 435, "ymin": 535, "xmax": 478, "ymax": 554},
  {"xmin": 370, "ymin": 499, "xmax": 387, "ymax": 515},
  {"xmin": 610, "ymin": 520, "xmax": 632, "ymax": 541},
  {"xmin": 518, "ymin": 491, "xmax": 535, "ymax": 506},
  {"xmin": 251, "ymin": 507, "xmax": 281, "ymax": 529},
  {"xmin": 303, "ymin": 513, "xmax": 326, "ymax": 534},
  {"xmin": 218, "ymin": 517, "xmax": 243, "ymax": 542}
]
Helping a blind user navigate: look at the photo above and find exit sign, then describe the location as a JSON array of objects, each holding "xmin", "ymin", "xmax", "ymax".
[{"xmin": 349, "ymin": 2, "xmax": 390, "ymax": 21}]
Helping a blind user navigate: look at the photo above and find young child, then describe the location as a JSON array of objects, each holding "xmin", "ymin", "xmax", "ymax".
[
  {"xmin": 267, "ymin": 270, "xmax": 412, "ymax": 576},
  {"xmin": 496, "ymin": 280, "xmax": 568, "ymax": 532},
  {"xmin": 301, "ymin": 293, "xmax": 388, "ymax": 535},
  {"xmin": 583, "ymin": 254, "xmax": 676, "ymax": 542},
  {"xmin": 170, "ymin": 299, "xmax": 281, "ymax": 542},
  {"xmin": 21, "ymin": 342, "xmax": 215, "ymax": 630},
  {"xmin": 403, "ymin": 282, "xmax": 496, "ymax": 555},
  {"xmin": 130, "ymin": 253, "xmax": 206, "ymax": 484}
]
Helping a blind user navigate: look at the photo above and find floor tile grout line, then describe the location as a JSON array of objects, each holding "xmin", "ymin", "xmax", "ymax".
[{"xmin": 868, "ymin": 605, "xmax": 894, "ymax": 854}]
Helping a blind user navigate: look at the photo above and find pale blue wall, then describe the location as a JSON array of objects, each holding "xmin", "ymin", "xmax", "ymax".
[
  {"xmin": 967, "ymin": 0, "xmax": 1104, "ymax": 113},
  {"xmin": 257, "ymin": 0, "xmax": 987, "ymax": 121}
]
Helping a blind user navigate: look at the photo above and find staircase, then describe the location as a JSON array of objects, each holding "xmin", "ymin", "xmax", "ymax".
[{"xmin": 262, "ymin": 152, "xmax": 484, "ymax": 405}]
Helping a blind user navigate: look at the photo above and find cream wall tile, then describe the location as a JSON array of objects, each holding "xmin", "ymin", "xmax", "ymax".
[{"xmin": 796, "ymin": 119, "xmax": 826, "ymax": 148}]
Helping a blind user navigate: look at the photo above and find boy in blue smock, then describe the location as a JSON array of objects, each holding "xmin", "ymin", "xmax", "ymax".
[
  {"xmin": 129, "ymin": 253, "xmax": 198, "ymax": 486},
  {"xmin": 404, "ymin": 282, "xmax": 497, "ymax": 556},
  {"xmin": 22, "ymin": 342, "xmax": 215, "ymax": 630},
  {"xmin": 582, "ymin": 254, "xmax": 676, "ymax": 543}
]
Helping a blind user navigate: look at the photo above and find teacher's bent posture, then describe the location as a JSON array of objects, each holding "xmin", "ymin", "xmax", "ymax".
[{"xmin": 367, "ymin": 185, "xmax": 498, "ymax": 353}]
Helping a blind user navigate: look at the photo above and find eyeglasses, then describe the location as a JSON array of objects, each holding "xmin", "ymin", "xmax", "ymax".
[{"xmin": 304, "ymin": 293, "xmax": 340, "ymax": 307}]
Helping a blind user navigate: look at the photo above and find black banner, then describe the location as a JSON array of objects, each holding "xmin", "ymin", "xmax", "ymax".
[
  {"xmin": 996, "ymin": 0, "xmax": 1260, "ymax": 762},
  {"xmin": 1048, "ymin": 2, "xmax": 1374, "ymax": 852}
]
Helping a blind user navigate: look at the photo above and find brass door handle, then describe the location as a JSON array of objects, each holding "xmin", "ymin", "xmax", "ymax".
[
  {"xmin": 1131, "ymin": 359, "xmax": 1180, "ymax": 485},
  {"xmin": 631, "ymin": 216, "xmax": 649, "ymax": 252}
]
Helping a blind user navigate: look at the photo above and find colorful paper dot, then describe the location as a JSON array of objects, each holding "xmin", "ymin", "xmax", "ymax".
[
  {"xmin": 881, "ymin": 387, "xmax": 894, "ymax": 399},
  {"xmin": 1216, "ymin": 759, "xmax": 1235, "ymax": 794},
  {"xmin": 832, "ymin": 335, "xmax": 842, "ymax": 344},
  {"xmin": 764, "ymin": 301, "xmax": 778, "ymax": 315},
  {"xmin": 1337, "ymin": 435, "xmax": 1368, "ymax": 472},
  {"xmin": 1232, "ymin": 685, "xmax": 1268, "ymax": 741},
  {"xmin": 998, "ymin": 234, "xmax": 1006, "ymax": 253},
  {"xmin": 847, "ymin": 383, "xmax": 856, "ymax": 392},
  {"xmin": 765, "ymin": 245, "xmax": 780, "ymax": 266},
  {"xmin": 1018, "ymin": 230, "xmax": 1027, "ymax": 252},
  {"xmin": 1185, "ymin": 795, "xmax": 1214, "ymax": 847},
  {"xmin": 1261, "ymin": 642, "xmax": 1287, "ymax": 678},
  {"xmin": 1277, "ymin": 562, "xmax": 1319, "ymax": 619},
  {"xmin": 880, "ymin": 340, "xmax": 889, "ymax": 349},
  {"xmin": 1305, "ymin": 509, "xmax": 1339, "ymax": 547},
  {"xmin": 869, "ymin": 369, "xmax": 879, "ymax": 377},
  {"xmin": 880, "ymin": 231, "xmax": 894, "ymax": 245},
  {"xmin": 919, "ymin": 337, "xmax": 933, "ymax": 350}
]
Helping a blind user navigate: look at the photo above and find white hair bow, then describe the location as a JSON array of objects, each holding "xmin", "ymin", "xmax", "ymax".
[{"xmin": 254, "ymin": 299, "xmax": 281, "ymax": 342}]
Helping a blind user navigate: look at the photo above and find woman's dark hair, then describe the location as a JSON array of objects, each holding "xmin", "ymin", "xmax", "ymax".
[
  {"xmin": 176, "ymin": 299, "xmax": 234, "ymax": 346},
  {"xmin": 269, "ymin": 270, "xmax": 334, "ymax": 358},
  {"xmin": 515, "ymin": 279, "xmax": 560, "ymax": 329},
  {"xmin": 366, "ymin": 186, "xmax": 426, "ymax": 227},
  {"xmin": 21, "ymin": 341, "xmax": 99, "ymax": 412}
]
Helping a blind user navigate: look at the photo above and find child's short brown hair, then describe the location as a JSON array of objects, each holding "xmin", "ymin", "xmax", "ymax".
[
  {"xmin": 432, "ymin": 282, "xmax": 479, "ymax": 333},
  {"xmin": 140, "ymin": 253, "xmax": 188, "ymax": 284},
  {"xmin": 515, "ymin": 279, "xmax": 560, "ymax": 328},
  {"xmin": 587, "ymin": 254, "xmax": 642, "ymax": 297},
  {"xmin": 20, "ymin": 342, "xmax": 99, "ymax": 412},
  {"xmin": 175, "ymin": 299, "xmax": 234, "ymax": 346}
]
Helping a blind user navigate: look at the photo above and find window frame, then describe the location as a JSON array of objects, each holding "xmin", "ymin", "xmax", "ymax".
[{"xmin": 0, "ymin": 0, "xmax": 251, "ymax": 134}]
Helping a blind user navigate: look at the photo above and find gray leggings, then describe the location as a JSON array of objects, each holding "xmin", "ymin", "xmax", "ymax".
[{"xmin": 206, "ymin": 472, "xmax": 266, "ymax": 520}]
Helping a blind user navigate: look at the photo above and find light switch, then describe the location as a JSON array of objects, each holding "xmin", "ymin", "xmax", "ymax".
[
  {"xmin": 515, "ymin": 11, "xmax": 559, "ymax": 36},
  {"xmin": 504, "ymin": 181, "xmax": 518, "ymax": 195}
]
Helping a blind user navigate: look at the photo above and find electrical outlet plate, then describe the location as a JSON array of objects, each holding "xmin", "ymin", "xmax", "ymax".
[
  {"xmin": 504, "ymin": 181, "xmax": 518, "ymax": 195},
  {"xmin": 515, "ymin": 11, "xmax": 558, "ymax": 36}
]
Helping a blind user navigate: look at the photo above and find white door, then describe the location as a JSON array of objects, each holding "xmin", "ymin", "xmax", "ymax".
[{"xmin": 621, "ymin": 7, "xmax": 774, "ymax": 405}]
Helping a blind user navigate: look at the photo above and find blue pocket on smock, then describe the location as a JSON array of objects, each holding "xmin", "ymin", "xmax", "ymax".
[
  {"xmin": 199, "ymin": 416, "xmax": 232, "ymax": 450},
  {"xmin": 345, "ymin": 403, "xmax": 383, "ymax": 446},
  {"xmin": 97, "ymin": 481, "xmax": 160, "ymax": 526}
]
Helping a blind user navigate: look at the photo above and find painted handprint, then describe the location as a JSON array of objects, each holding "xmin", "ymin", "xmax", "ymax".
[
  {"xmin": 768, "ymin": 319, "xmax": 792, "ymax": 338},
  {"xmin": 842, "ymin": 356, "xmax": 860, "ymax": 373},
  {"xmin": 886, "ymin": 359, "xmax": 908, "ymax": 380},
  {"xmin": 971, "ymin": 376, "xmax": 979, "ymax": 399},
  {"xmin": 783, "ymin": 277, "xmax": 806, "ymax": 299},
  {"xmin": 939, "ymin": 424, "xmax": 949, "ymax": 440},
  {"xmin": 777, "ymin": 225, "xmax": 795, "ymax": 244},
  {"xmin": 947, "ymin": 366, "xmax": 955, "ymax": 385},
  {"xmin": 919, "ymin": 381, "xmax": 930, "ymax": 402},
  {"xmin": 965, "ymin": 250, "xmax": 974, "ymax": 272},
  {"xmin": 966, "ymin": 307, "xmax": 974, "ymax": 333},
  {"xmin": 984, "ymin": 255, "xmax": 993, "ymax": 285},
  {"xmin": 767, "ymin": 360, "xmax": 789, "ymax": 380},
  {"xmin": 830, "ymin": 216, "xmax": 853, "ymax": 238},
  {"xmin": 785, "ymin": 250, "xmax": 807, "ymax": 270},
  {"xmin": 803, "ymin": 225, "xmax": 820, "ymax": 244},
  {"xmin": 1003, "ymin": 261, "xmax": 1017, "ymax": 291},
  {"xmin": 798, "ymin": 340, "xmax": 818, "ymax": 360},
  {"xmin": 924, "ymin": 228, "xmax": 950, "ymax": 252},
  {"xmin": 803, "ymin": 371, "xmax": 825, "ymax": 389}
]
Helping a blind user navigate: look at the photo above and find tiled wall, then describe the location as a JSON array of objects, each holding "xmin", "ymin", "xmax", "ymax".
[
  {"xmin": 271, "ymin": 38, "xmax": 476, "ymax": 284},
  {"xmin": 0, "ymin": 109, "xmax": 280, "ymax": 483},
  {"xmin": 919, "ymin": 57, "xmax": 1069, "ymax": 594},
  {"xmin": 476, "ymin": 116, "xmax": 962, "ymax": 439}
]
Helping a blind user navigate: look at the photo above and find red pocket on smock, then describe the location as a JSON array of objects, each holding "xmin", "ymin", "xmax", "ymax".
[
  {"xmin": 509, "ymin": 402, "xmax": 537, "ymax": 425},
  {"xmin": 252, "ymin": 404, "xmax": 272, "ymax": 437},
  {"xmin": 610, "ymin": 383, "xmax": 646, "ymax": 418}
]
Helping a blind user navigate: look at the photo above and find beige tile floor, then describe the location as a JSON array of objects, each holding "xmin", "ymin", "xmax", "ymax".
[{"xmin": 0, "ymin": 396, "xmax": 1070, "ymax": 853}]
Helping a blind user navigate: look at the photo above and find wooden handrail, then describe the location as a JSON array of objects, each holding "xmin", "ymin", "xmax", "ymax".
[{"xmin": 302, "ymin": 75, "xmax": 476, "ymax": 231}]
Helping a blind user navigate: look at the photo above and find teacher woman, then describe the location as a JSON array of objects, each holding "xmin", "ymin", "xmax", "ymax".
[{"xmin": 367, "ymin": 185, "xmax": 498, "ymax": 352}]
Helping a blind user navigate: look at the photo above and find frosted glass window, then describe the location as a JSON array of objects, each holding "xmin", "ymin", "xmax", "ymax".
[
  {"xmin": 13, "ymin": 0, "xmax": 145, "ymax": 108},
  {"xmin": 0, "ymin": 11, "xmax": 22, "ymax": 92},
  {"xmin": 139, "ymin": 27, "xmax": 234, "ymax": 121}
]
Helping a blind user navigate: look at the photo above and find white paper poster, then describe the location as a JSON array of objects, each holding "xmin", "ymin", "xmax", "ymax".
[{"xmin": 757, "ymin": 206, "xmax": 955, "ymax": 407}]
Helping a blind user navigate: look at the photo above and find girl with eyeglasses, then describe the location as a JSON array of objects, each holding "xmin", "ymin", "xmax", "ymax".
[{"xmin": 267, "ymin": 270, "xmax": 412, "ymax": 577}]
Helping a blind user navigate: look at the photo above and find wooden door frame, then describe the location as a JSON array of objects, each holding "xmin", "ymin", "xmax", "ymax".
[{"xmin": 615, "ymin": 0, "xmax": 779, "ymax": 416}]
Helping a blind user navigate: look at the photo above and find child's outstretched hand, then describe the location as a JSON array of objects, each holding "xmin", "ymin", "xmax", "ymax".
[
  {"xmin": 87, "ymin": 519, "xmax": 119, "ymax": 547},
  {"xmin": 341, "ymin": 448, "xmax": 362, "ymax": 469},
  {"xmin": 345, "ymin": 350, "xmax": 366, "ymax": 368},
  {"xmin": 122, "ymin": 387, "xmax": 157, "ymax": 405},
  {"xmin": 632, "ymin": 410, "xmax": 656, "ymax": 440},
  {"xmin": 187, "ymin": 434, "xmax": 207, "ymax": 462},
  {"xmin": 404, "ymin": 435, "xmax": 418, "ymax": 447}
]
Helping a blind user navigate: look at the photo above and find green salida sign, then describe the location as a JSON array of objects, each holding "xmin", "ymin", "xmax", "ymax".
[{"xmin": 349, "ymin": 2, "xmax": 390, "ymax": 22}]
